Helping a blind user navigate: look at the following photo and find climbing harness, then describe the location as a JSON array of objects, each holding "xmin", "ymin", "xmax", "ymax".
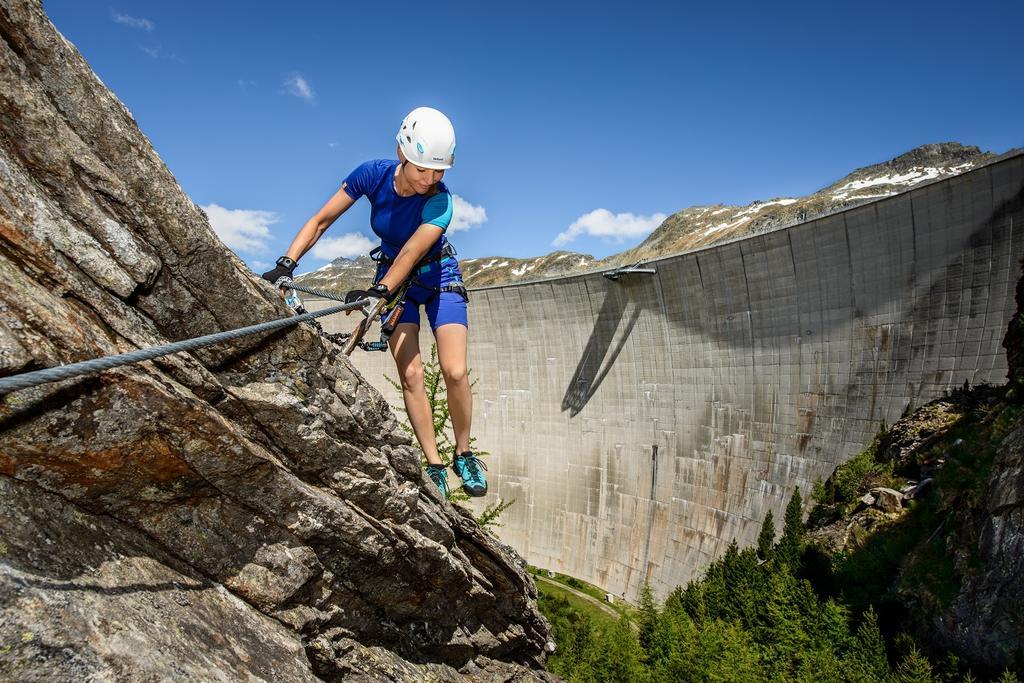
[
  {"xmin": 0, "ymin": 280, "xmax": 376, "ymax": 396},
  {"xmin": 334, "ymin": 245, "xmax": 468, "ymax": 355},
  {"xmin": 369, "ymin": 244, "xmax": 470, "ymax": 302},
  {"xmin": 369, "ymin": 243, "xmax": 455, "ymax": 271}
]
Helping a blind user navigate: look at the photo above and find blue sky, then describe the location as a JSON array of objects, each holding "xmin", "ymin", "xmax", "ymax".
[{"xmin": 46, "ymin": 1, "xmax": 1022, "ymax": 274}]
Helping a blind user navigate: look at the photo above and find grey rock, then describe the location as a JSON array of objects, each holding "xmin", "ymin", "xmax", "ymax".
[
  {"xmin": 937, "ymin": 420, "xmax": 1024, "ymax": 673},
  {"xmin": 225, "ymin": 543, "xmax": 323, "ymax": 611},
  {"xmin": 0, "ymin": 476, "xmax": 318, "ymax": 682},
  {"xmin": 0, "ymin": 1, "xmax": 550, "ymax": 679},
  {"xmin": 0, "ymin": 313, "xmax": 30, "ymax": 373},
  {"xmin": 903, "ymin": 478, "xmax": 934, "ymax": 500},
  {"xmin": 870, "ymin": 487, "xmax": 904, "ymax": 513}
]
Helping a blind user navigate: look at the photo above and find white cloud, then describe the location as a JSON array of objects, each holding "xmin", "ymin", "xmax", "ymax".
[
  {"xmin": 202, "ymin": 203, "xmax": 277, "ymax": 254},
  {"xmin": 112, "ymin": 12, "xmax": 154, "ymax": 31},
  {"xmin": 310, "ymin": 233, "xmax": 376, "ymax": 260},
  {"xmin": 553, "ymin": 208, "xmax": 667, "ymax": 246},
  {"xmin": 250, "ymin": 260, "xmax": 272, "ymax": 273},
  {"xmin": 138, "ymin": 44, "xmax": 183, "ymax": 62},
  {"xmin": 450, "ymin": 194, "xmax": 487, "ymax": 232},
  {"xmin": 284, "ymin": 74, "xmax": 315, "ymax": 102}
]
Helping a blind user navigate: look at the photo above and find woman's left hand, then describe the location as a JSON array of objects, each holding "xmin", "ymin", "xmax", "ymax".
[{"xmin": 344, "ymin": 283, "xmax": 391, "ymax": 305}]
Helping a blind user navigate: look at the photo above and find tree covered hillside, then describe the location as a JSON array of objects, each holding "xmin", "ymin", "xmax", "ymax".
[{"xmin": 541, "ymin": 455, "xmax": 1022, "ymax": 681}]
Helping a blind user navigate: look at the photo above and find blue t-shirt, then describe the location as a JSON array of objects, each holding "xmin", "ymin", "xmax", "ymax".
[{"xmin": 342, "ymin": 159, "xmax": 453, "ymax": 260}]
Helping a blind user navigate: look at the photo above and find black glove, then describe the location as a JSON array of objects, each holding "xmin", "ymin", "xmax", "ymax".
[
  {"xmin": 261, "ymin": 256, "xmax": 297, "ymax": 285},
  {"xmin": 345, "ymin": 283, "xmax": 391, "ymax": 305}
]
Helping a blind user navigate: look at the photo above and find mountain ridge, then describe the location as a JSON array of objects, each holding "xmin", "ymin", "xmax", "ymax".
[{"xmin": 295, "ymin": 142, "xmax": 1014, "ymax": 293}]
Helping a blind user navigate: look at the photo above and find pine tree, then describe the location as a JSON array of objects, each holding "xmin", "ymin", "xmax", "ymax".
[
  {"xmin": 778, "ymin": 487, "xmax": 805, "ymax": 571},
  {"xmin": 893, "ymin": 645, "xmax": 934, "ymax": 683},
  {"xmin": 719, "ymin": 540, "xmax": 744, "ymax": 622},
  {"xmin": 845, "ymin": 606, "xmax": 890, "ymax": 682},
  {"xmin": 474, "ymin": 497, "xmax": 515, "ymax": 529},
  {"xmin": 810, "ymin": 598, "xmax": 851, "ymax": 655},
  {"xmin": 700, "ymin": 556, "xmax": 729, "ymax": 623},
  {"xmin": 678, "ymin": 579, "xmax": 708, "ymax": 625},
  {"xmin": 795, "ymin": 646, "xmax": 843, "ymax": 683},
  {"xmin": 722, "ymin": 543, "xmax": 762, "ymax": 628},
  {"xmin": 549, "ymin": 611, "xmax": 594, "ymax": 680},
  {"xmin": 758, "ymin": 509, "xmax": 776, "ymax": 561},
  {"xmin": 755, "ymin": 569, "xmax": 810, "ymax": 679},
  {"xmin": 637, "ymin": 583, "xmax": 659, "ymax": 656},
  {"xmin": 695, "ymin": 618, "xmax": 764, "ymax": 682},
  {"xmin": 586, "ymin": 619, "xmax": 648, "ymax": 683},
  {"xmin": 647, "ymin": 603, "xmax": 700, "ymax": 682},
  {"xmin": 934, "ymin": 652, "xmax": 962, "ymax": 682}
]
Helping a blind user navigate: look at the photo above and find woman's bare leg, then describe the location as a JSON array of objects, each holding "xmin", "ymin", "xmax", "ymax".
[
  {"xmin": 434, "ymin": 323, "xmax": 471, "ymax": 454},
  {"xmin": 389, "ymin": 323, "xmax": 443, "ymax": 465}
]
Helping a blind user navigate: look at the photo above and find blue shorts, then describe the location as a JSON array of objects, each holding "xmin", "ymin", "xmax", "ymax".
[{"xmin": 375, "ymin": 256, "xmax": 468, "ymax": 330}]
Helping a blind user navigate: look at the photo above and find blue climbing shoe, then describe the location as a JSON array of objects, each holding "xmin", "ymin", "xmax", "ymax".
[
  {"xmin": 425, "ymin": 464, "xmax": 450, "ymax": 498},
  {"xmin": 452, "ymin": 451, "xmax": 488, "ymax": 497}
]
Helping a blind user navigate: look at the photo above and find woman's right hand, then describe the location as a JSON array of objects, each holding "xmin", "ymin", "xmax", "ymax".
[{"xmin": 261, "ymin": 256, "xmax": 297, "ymax": 286}]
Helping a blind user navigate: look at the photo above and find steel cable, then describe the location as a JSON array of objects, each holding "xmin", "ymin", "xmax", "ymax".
[
  {"xmin": 0, "ymin": 297, "xmax": 371, "ymax": 395},
  {"xmin": 280, "ymin": 280, "xmax": 350, "ymax": 302}
]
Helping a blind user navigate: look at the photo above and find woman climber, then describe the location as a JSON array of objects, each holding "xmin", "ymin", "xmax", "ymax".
[{"xmin": 261, "ymin": 107, "xmax": 486, "ymax": 499}]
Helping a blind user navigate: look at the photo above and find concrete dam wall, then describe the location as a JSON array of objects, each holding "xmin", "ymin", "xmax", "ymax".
[{"xmin": 313, "ymin": 152, "xmax": 1024, "ymax": 602}]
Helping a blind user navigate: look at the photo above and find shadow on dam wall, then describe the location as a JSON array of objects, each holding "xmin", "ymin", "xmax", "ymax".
[
  {"xmin": 315, "ymin": 152, "xmax": 1024, "ymax": 603},
  {"xmin": 562, "ymin": 280, "xmax": 645, "ymax": 417}
]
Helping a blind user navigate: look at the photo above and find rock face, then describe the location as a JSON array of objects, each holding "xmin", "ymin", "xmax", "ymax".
[
  {"xmin": 942, "ymin": 418, "xmax": 1024, "ymax": 673},
  {"xmin": 869, "ymin": 487, "xmax": 903, "ymax": 513},
  {"xmin": 0, "ymin": 1, "xmax": 550, "ymax": 680}
]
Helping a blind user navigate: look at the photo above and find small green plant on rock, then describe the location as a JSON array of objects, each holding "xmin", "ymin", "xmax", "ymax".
[
  {"xmin": 476, "ymin": 498, "xmax": 516, "ymax": 529},
  {"xmin": 385, "ymin": 344, "xmax": 514, "ymax": 527},
  {"xmin": 810, "ymin": 422, "xmax": 897, "ymax": 526}
]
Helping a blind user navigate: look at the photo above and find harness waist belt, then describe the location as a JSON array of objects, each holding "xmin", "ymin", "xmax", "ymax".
[{"xmin": 369, "ymin": 242, "xmax": 456, "ymax": 270}]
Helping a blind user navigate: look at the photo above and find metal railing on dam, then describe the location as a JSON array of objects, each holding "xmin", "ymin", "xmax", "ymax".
[{"xmin": 310, "ymin": 152, "xmax": 1024, "ymax": 602}]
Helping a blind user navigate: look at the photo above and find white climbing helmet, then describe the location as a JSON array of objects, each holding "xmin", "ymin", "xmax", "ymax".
[{"xmin": 396, "ymin": 107, "xmax": 456, "ymax": 170}]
